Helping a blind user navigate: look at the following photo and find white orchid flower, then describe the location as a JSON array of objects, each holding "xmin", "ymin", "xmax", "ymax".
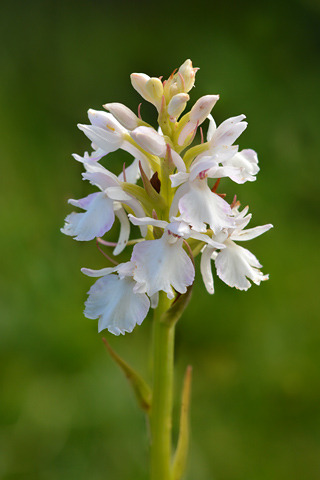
[
  {"xmin": 128, "ymin": 215, "xmax": 225, "ymax": 300},
  {"xmin": 78, "ymin": 109, "xmax": 152, "ymax": 175},
  {"xmin": 61, "ymin": 162, "xmax": 146, "ymax": 253},
  {"xmin": 200, "ymin": 207, "xmax": 273, "ymax": 292},
  {"xmin": 81, "ymin": 262, "xmax": 150, "ymax": 335}
]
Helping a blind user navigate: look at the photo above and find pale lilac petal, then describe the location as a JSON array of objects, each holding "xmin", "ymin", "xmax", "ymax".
[
  {"xmin": 210, "ymin": 115, "xmax": 247, "ymax": 147},
  {"xmin": 61, "ymin": 192, "xmax": 115, "ymax": 241},
  {"xmin": 82, "ymin": 162, "xmax": 119, "ymax": 190},
  {"xmin": 88, "ymin": 109, "xmax": 127, "ymax": 134},
  {"xmin": 200, "ymin": 245, "xmax": 215, "ymax": 294},
  {"xmin": 231, "ymin": 224, "xmax": 273, "ymax": 242},
  {"xmin": 122, "ymin": 140, "xmax": 153, "ymax": 178},
  {"xmin": 206, "ymin": 114, "xmax": 217, "ymax": 141},
  {"xmin": 150, "ymin": 292, "xmax": 159, "ymax": 309},
  {"xmin": 169, "ymin": 182, "xmax": 189, "ymax": 218},
  {"xmin": 206, "ymin": 164, "xmax": 240, "ymax": 180},
  {"xmin": 78, "ymin": 124, "xmax": 123, "ymax": 154},
  {"xmin": 178, "ymin": 179, "xmax": 235, "ymax": 234},
  {"xmin": 171, "ymin": 149, "xmax": 187, "ymax": 172},
  {"xmin": 189, "ymin": 95, "xmax": 219, "ymax": 124},
  {"xmin": 81, "ymin": 266, "xmax": 119, "ymax": 277},
  {"xmin": 130, "ymin": 126, "xmax": 166, "ymax": 156},
  {"xmin": 105, "ymin": 186, "xmax": 132, "ymax": 202},
  {"xmin": 113, "ymin": 208, "xmax": 130, "ymax": 255},
  {"xmin": 188, "ymin": 230, "xmax": 226, "ymax": 249},
  {"xmin": 130, "ymin": 73, "xmax": 152, "ymax": 102},
  {"xmin": 103, "ymin": 103, "xmax": 139, "ymax": 130},
  {"xmin": 223, "ymin": 149, "xmax": 260, "ymax": 183},
  {"xmin": 68, "ymin": 192, "xmax": 100, "ymax": 210},
  {"xmin": 72, "ymin": 148, "xmax": 106, "ymax": 163},
  {"xmin": 128, "ymin": 214, "xmax": 167, "ymax": 230},
  {"xmin": 167, "ymin": 220, "xmax": 191, "ymax": 237},
  {"xmin": 215, "ymin": 239, "xmax": 268, "ymax": 290},
  {"xmin": 131, "ymin": 232, "xmax": 195, "ymax": 299},
  {"xmin": 170, "ymin": 171, "xmax": 190, "ymax": 188},
  {"xmin": 178, "ymin": 121, "xmax": 197, "ymax": 146},
  {"xmin": 189, "ymin": 157, "xmax": 219, "ymax": 181},
  {"xmin": 84, "ymin": 275, "xmax": 150, "ymax": 335}
]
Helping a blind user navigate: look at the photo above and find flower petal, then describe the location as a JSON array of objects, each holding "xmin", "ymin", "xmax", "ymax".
[
  {"xmin": 84, "ymin": 275, "xmax": 150, "ymax": 335},
  {"xmin": 113, "ymin": 208, "xmax": 130, "ymax": 255},
  {"xmin": 215, "ymin": 239, "xmax": 269, "ymax": 290},
  {"xmin": 177, "ymin": 179, "xmax": 235, "ymax": 234},
  {"xmin": 78, "ymin": 124, "xmax": 123, "ymax": 154},
  {"xmin": 131, "ymin": 232, "xmax": 195, "ymax": 299},
  {"xmin": 61, "ymin": 192, "xmax": 115, "ymax": 241},
  {"xmin": 200, "ymin": 245, "xmax": 215, "ymax": 294}
]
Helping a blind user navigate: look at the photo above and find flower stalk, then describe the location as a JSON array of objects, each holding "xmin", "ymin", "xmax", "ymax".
[{"xmin": 150, "ymin": 292, "xmax": 175, "ymax": 480}]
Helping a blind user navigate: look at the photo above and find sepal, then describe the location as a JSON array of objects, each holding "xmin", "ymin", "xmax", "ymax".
[{"xmin": 121, "ymin": 183, "xmax": 156, "ymax": 217}]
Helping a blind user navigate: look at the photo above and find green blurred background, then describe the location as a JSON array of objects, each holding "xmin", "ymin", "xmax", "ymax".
[{"xmin": 1, "ymin": 0, "xmax": 320, "ymax": 479}]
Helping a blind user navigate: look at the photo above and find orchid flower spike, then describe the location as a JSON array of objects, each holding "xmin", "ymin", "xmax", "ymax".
[{"xmin": 62, "ymin": 59, "xmax": 272, "ymax": 334}]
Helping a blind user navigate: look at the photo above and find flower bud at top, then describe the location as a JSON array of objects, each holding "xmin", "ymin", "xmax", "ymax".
[
  {"xmin": 104, "ymin": 103, "xmax": 139, "ymax": 130},
  {"xmin": 131, "ymin": 74, "xmax": 163, "ymax": 111},
  {"xmin": 177, "ymin": 59, "xmax": 199, "ymax": 92},
  {"xmin": 167, "ymin": 93, "xmax": 189, "ymax": 122},
  {"xmin": 130, "ymin": 73, "xmax": 153, "ymax": 102}
]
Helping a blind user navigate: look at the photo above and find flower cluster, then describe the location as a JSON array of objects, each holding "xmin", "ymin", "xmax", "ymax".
[{"xmin": 62, "ymin": 60, "xmax": 272, "ymax": 335}]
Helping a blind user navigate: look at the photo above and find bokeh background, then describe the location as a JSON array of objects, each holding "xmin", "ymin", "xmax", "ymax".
[{"xmin": 1, "ymin": 0, "xmax": 320, "ymax": 479}]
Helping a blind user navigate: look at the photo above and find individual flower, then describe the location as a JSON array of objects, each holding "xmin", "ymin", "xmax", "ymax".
[
  {"xmin": 61, "ymin": 162, "xmax": 146, "ymax": 253},
  {"xmin": 207, "ymin": 114, "xmax": 248, "ymax": 151},
  {"xmin": 78, "ymin": 109, "xmax": 153, "ymax": 175},
  {"xmin": 200, "ymin": 206, "xmax": 273, "ymax": 292},
  {"xmin": 129, "ymin": 215, "xmax": 225, "ymax": 299},
  {"xmin": 206, "ymin": 114, "xmax": 259, "ymax": 183},
  {"xmin": 169, "ymin": 149, "xmax": 239, "ymax": 234},
  {"xmin": 82, "ymin": 262, "xmax": 150, "ymax": 335}
]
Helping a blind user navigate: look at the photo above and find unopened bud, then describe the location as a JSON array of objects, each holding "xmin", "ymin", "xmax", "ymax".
[
  {"xmin": 103, "ymin": 103, "xmax": 139, "ymax": 130},
  {"xmin": 130, "ymin": 73, "xmax": 153, "ymax": 102},
  {"xmin": 190, "ymin": 95, "xmax": 219, "ymax": 124},
  {"xmin": 168, "ymin": 93, "xmax": 189, "ymax": 122},
  {"xmin": 177, "ymin": 59, "xmax": 199, "ymax": 92},
  {"xmin": 131, "ymin": 126, "xmax": 166, "ymax": 156},
  {"xmin": 145, "ymin": 77, "xmax": 164, "ymax": 110}
]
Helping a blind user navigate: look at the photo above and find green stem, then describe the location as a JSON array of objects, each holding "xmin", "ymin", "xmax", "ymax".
[{"xmin": 150, "ymin": 292, "xmax": 175, "ymax": 480}]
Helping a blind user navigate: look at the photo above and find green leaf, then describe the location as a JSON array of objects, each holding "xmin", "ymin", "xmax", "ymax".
[{"xmin": 102, "ymin": 338, "xmax": 152, "ymax": 412}]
